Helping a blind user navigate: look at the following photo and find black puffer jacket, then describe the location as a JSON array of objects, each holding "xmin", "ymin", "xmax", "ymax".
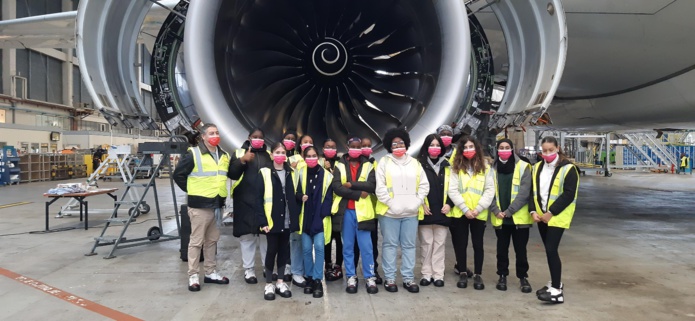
[
  {"xmin": 255, "ymin": 163, "xmax": 301, "ymax": 234},
  {"xmin": 229, "ymin": 141, "xmax": 273, "ymax": 237}
]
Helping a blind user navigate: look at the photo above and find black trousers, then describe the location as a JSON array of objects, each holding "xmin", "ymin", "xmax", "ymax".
[
  {"xmin": 324, "ymin": 231, "xmax": 343, "ymax": 269},
  {"xmin": 538, "ymin": 222, "xmax": 565, "ymax": 289},
  {"xmin": 354, "ymin": 222, "xmax": 380, "ymax": 271},
  {"xmin": 265, "ymin": 232, "xmax": 290, "ymax": 283},
  {"xmin": 449, "ymin": 217, "xmax": 486, "ymax": 275},
  {"xmin": 495, "ymin": 225, "xmax": 530, "ymax": 279}
]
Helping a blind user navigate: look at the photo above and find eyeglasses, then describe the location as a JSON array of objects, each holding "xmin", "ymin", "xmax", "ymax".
[{"xmin": 391, "ymin": 141, "xmax": 406, "ymax": 148}]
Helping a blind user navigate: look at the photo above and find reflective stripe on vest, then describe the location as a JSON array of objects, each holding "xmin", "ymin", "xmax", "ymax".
[
  {"xmin": 448, "ymin": 165, "xmax": 490, "ymax": 221},
  {"xmin": 532, "ymin": 163, "xmax": 579, "ymax": 229},
  {"xmin": 259, "ymin": 167, "xmax": 299, "ymax": 232},
  {"xmin": 298, "ymin": 167, "xmax": 333, "ymax": 245},
  {"xmin": 331, "ymin": 162, "xmax": 375, "ymax": 223},
  {"xmin": 418, "ymin": 166, "xmax": 450, "ymax": 221},
  {"xmin": 375, "ymin": 157, "xmax": 421, "ymax": 215},
  {"xmin": 491, "ymin": 160, "xmax": 532, "ymax": 227},
  {"xmin": 187, "ymin": 146, "xmax": 230, "ymax": 198}
]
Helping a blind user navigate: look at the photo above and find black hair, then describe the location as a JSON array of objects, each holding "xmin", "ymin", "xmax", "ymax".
[
  {"xmin": 382, "ymin": 128, "xmax": 410, "ymax": 153},
  {"xmin": 248, "ymin": 127, "xmax": 265, "ymax": 138},
  {"xmin": 302, "ymin": 146, "xmax": 320, "ymax": 158},
  {"xmin": 323, "ymin": 138, "xmax": 336, "ymax": 147},
  {"xmin": 417, "ymin": 134, "xmax": 444, "ymax": 161},
  {"xmin": 540, "ymin": 136, "xmax": 569, "ymax": 163},
  {"xmin": 297, "ymin": 134, "xmax": 314, "ymax": 153},
  {"xmin": 283, "ymin": 129, "xmax": 297, "ymax": 140}
]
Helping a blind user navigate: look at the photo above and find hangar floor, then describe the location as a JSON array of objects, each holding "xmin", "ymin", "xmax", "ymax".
[{"xmin": 0, "ymin": 171, "xmax": 693, "ymax": 321}]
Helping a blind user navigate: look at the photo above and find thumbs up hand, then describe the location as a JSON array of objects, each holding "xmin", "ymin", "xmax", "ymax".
[{"xmin": 241, "ymin": 148, "xmax": 255, "ymax": 164}]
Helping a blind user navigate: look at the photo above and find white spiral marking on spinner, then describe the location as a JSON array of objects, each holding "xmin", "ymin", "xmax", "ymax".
[{"xmin": 312, "ymin": 37, "xmax": 348, "ymax": 76}]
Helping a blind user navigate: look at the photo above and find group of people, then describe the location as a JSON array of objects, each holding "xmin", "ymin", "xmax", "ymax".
[{"xmin": 173, "ymin": 123, "xmax": 579, "ymax": 304}]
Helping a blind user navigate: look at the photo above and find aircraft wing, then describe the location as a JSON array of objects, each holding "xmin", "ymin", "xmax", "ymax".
[{"xmin": 0, "ymin": 11, "xmax": 76, "ymax": 49}]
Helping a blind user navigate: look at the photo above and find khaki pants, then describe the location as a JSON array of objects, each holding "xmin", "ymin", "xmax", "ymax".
[
  {"xmin": 418, "ymin": 224, "xmax": 448, "ymax": 280},
  {"xmin": 188, "ymin": 207, "xmax": 220, "ymax": 276}
]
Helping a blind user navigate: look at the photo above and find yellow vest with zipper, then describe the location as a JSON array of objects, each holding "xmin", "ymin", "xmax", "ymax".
[
  {"xmin": 332, "ymin": 161, "xmax": 375, "ymax": 222},
  {"xmin": 448, "ymin": 165, "xmax": 490, "ymax": 221},
  {"xmin": 490, "ymin": 160, "xmax": 532, "ymax": 227},
  {"xmin": 375, "ymin": 157, "xmax": 422, "ymax": 215},
  {"xmin": 187, "ymin": 146, "xmax": 230, "ymax": 198},
  {"xmin": 298, "ymin": 167, "xmax": 333, "ymax": 244},
  {"xmin": 259, "ymin": 167, "xmax": 298, "ymax": 231},
  {"xmin": 532, "ymin": 163, "xmax": 579, "ymax": 229},
  {"xmin": 418, "ymin": 166, "xmax": 450, "ymax": 220}
]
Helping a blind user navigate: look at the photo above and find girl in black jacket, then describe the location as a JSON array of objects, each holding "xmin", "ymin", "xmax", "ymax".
[
  {"xmin": 256, "ymin": 142, "xmax": 301, "ymax": 300},
  {"xmin": 229, "ymin": 128, "xmax": 273, "ymax": 284},
  {"xmin": 529, "ymin": 136, "xmax": 579, "ymax": 304},
  {"xmin": 416, "ymin": 134, "xmax": 453, "ymax": 287}
]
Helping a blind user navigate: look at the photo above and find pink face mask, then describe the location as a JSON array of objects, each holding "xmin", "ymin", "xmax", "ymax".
[
  {"xmin": 283, "ymin": 140, "xmax": 296, "ymax": 150},
  {"xmin": 250, "ymin": 139, "xmax": 264, "ymax": 149},
  {"xmin": 392, "ymin": 148, "xmax": 406, "ymax": 157},
  {"xmin": 324, "ymin": 148, "xmax": 337, "ymax": 158},
  {"xmin": 498, "ymin": 150, "xmax": 512, "ymax": 161},
  {"xmin": 301, "ymin": 143, "xmax": 313, "ymax": 151},
  {"xmin": 361, "ymin": 147, "xmax": 372, "ymax": 157},
  {"xmin": 463, "ymin": 149, "xmax": 476, "ymax": 160},
  {"xmin": 348, "ymin": 149, "xmax": 362, "ymax": 159},
  {"xmin": 428, "ymin": 146, "xmax": 441, "ymax": 158},
  {"xmin": 542, "ymin": 152, "xmax": 558, "ymax": 163},
  {"xmin": 305, "ymin": 157, "xmax": 319, "ymax": 168},
  {"xmin": 273, "ymin": 155, "xmax": 286, "ymax": 165},
  {"xmin": 441, "ymin": 136, "xmax": 453, "ymax": 147}
]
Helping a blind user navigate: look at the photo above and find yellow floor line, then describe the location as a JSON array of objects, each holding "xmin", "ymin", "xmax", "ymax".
[{"xmin": 0, "ymin": 201, "xmax": 32, "ymax": 209}]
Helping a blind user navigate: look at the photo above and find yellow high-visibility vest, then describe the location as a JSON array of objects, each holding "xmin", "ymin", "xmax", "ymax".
[
  {"xmin": 332, "ymin": 161, "xmax": 375, "ymax": 222},
  {"xmin": 259, "ymin": 167, "xmax": 298, "ymax": 231},
  {"xmin": 418, "ymin": 166, "xmax": 451, "ymax": 221},
  {"xmin": 531, "ymin": 163, "xmax": 579, "ymax": 229},
  {"xmin": 187, "ymin": 147, "xmax": 230, "ymax": 198},
  {"xmin": 298, "ymin": 167, "xmax": 333, "ymax": 244},
  {"xmin": 375, "ymin": 157, "xmax": 422, "ymax": 215},
  {"xmin": 490, "ymin": 160, "xmax": 532, "ymax": 227},
  {"xmin": 448, "ymin": 165, "xmax": 491, "ymax": 221}
]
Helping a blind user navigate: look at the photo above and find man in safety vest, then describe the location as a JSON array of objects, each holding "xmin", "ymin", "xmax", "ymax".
[
  {"xmin": 680, "ymin": 154, "xmax": 689, "ymax": 174},
  {"xmin": 174, "ymin": 123, "xmax": 232, "ymax": 292}
]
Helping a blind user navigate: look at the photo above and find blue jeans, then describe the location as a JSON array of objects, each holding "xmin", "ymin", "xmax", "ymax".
[
  {"xmin": 379, "ymin": 215, "xmax": 418, "ymax": 282},
  {"xmin": 302, "ymin": 232, "xmax": 325, "ymax": 280},
  {"xmin": 342, "ymin": 209, "xmax": 375, "ymax": 278},
  {"xmin": 290, "ymin": 232, "xmax": 304, "ymax": 276}
]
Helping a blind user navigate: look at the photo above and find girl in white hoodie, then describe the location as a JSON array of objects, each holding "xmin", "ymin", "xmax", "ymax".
[{"xmin": 375, "ymin": 128, "xmax": 430, "ymax": 294}]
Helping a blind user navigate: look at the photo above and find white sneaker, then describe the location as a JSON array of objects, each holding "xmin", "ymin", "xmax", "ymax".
[
  {"xmin": 292, "ymin": 274, "xmax": 306, "ymax": 286},
  {"xmin": 284, "ymin": 264, "xmax": 292, "ymax": 276},
  {"xmin": 244, "ymin": 268, "xmax": 258, "ymax": 284},
  {"xmin": 188, "ymin": 274, "xmax": 200, "ymax": 292},
  {"xmin": 538, "ymin": 286, "xmax": 564, "ymax": 303},
  {"xmin": 264, "ymin": 283, "xmax": 276, "ymax": 300},
  {"xmin": 204, "ymin": 271, "xmax": 229, "ymax": 284},
  {"xmin": 276, "ymin": 282, "xmax": 292, "ymax": 298}
]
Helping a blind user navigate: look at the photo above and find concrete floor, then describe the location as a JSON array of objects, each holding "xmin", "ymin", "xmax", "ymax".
[{"xmin": 0, "ymin": 171, "xmax": 694, "ymax": 321}]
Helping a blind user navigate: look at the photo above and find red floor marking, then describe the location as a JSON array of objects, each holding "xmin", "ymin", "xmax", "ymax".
[{"xmin": 0, "ymin": 267, "xmax": 143, "ymax": 321}]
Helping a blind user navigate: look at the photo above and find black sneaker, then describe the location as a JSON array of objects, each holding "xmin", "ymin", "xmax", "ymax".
[
  {"xmin": 346, "ymin": 276, "xmax": 358, "ymax": 294},
  {"xmin": 457, "ymin": 274, "xmax": 468, "ymax": 288},
  {"xmin": 313, "ymin": 280, "xmax": 324, "ymax": 298},
  {"xmin": 244, "ymin": 269, "xmax": 258, "ymax": 284},
  {"xmin": 264, "ymin": 284, "xmax": 276, "ymax": 301},
  {"xmin": 473, "ymin": 274, "xmax": 485, "ymax": 290},
  {"xmin": 538, "ymin": 286, "xmax": 564, "ymax": 304},
  {"xmin": 454, "ymin": 264, "xmax": 473, "ymax": 278},
  {"xmin": 304, "ymin": 277, "xmax": 314, "ymax": 295},
  {"xmin": 384, "ymin": 279, "xmax": 398, "ymax": 293},
  {"xmin": 374, "ymin": 271, "xmax": 383, "ymax": 285},
  {"xmin": 204, "ymin": 271, "xmax": 229, "ymax": 285},
  {"xmin": 420, "ymin": 277, "xmax": 433, "ymax": 286},
  {"xmin": 433, "ymin": 279, "xmax": 445, "ymax": 287},
  {"xmin": 366, "ymin": 277, "xmax": 378, "ymax": 294},
  {"xmin": 292, "ymin": 275, "xmax": 307, "ymax": 287},
  {"xmin": 520, "ymin": 278, "xmax": 532, "ymax": 293},
  {"xmin": 326, "ymin": 265, "xmax": 343, "ymax": 282},
  {"xmin": 536, "ymin": 281, "xmax": 563, "ymax": 296},
  {"xmin": 188, "ymin": 275, "xmax": 201, "ymax": 292},
  {"xmin": 275, "ymin": 282, "xmax": 292, "ymax": 298},
  {"xmin": 403, "ymin": 280, "xmax": 420, "ymax": 293},
  {"xmin": 496, "ymin": 275, "xmax": 507, "ymax": 291}
]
